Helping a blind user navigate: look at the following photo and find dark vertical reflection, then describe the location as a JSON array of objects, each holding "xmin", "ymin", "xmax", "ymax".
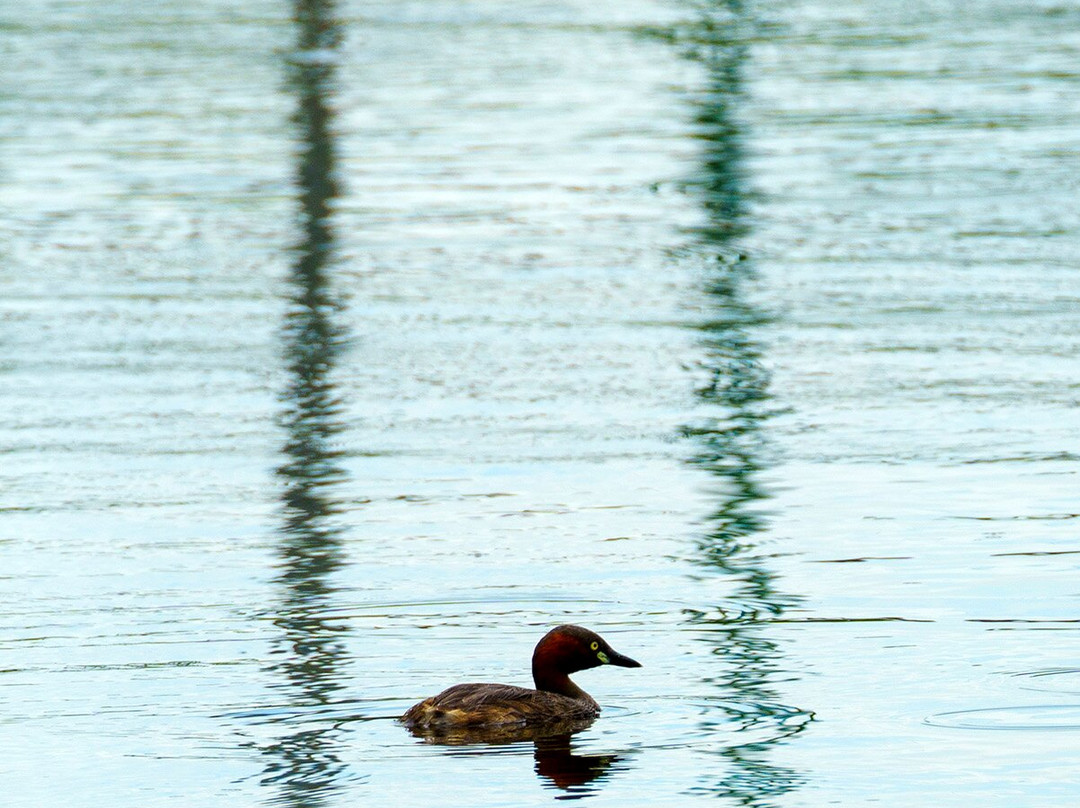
[
  {"xmin": 678, "ymin": 3, "xmax": 813, "ymax": 803},
  {"xmin": 263, "ymin": 2, "xmax": 351, "ymax": 806}
]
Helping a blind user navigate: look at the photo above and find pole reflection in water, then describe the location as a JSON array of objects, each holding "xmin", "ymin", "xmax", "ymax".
[
  {"xmin": 679, "ymin": 4, "xmax": 812, "ymax": 803},
  {"xmin": 263, "ymin": 2, "xmax": 352, "ymax": 805}
]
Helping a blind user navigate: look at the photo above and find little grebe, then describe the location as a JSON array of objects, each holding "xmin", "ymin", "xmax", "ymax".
[{"xmin": 401, "ymin": 625, "xmax": 641, "ymax": 728}]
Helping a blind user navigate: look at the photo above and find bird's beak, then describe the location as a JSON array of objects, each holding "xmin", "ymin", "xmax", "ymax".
[{"xmin": 602, "ymin": 648, "xmax": 642, "ymax": 668}]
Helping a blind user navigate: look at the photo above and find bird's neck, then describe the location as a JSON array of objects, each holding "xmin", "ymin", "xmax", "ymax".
[{"xmin": 533, "ymin": 666, "xmax": 590, "ymax": 701}]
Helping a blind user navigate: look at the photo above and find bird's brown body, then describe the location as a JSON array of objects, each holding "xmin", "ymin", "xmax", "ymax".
[{"xmin": 401, "ymin": 682, "xmax": 599, "ymax": 728}]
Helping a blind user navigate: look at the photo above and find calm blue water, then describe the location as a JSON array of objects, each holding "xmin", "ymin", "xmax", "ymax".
[{"xmin": 3, "ymin": 1, "xmax": 1080, "ymax": 806}]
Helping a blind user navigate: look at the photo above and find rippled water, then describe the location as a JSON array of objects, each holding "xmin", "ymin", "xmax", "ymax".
[{"xmin": 4, "ymin": 1, "xmax": 1080, "ymax": 806}]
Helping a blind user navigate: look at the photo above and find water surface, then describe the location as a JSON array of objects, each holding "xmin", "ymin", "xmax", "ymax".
[{"xmin": 3, "ymin": 1, "xmax": 1080, "ymax": 806}]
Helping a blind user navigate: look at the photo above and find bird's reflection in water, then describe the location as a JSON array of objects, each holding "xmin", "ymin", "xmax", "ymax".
[{"xmin": 406, "ymin": 720, "xmax": 625, "ymax": 798}]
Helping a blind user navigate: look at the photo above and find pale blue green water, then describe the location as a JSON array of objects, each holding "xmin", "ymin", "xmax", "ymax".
[{"xmin": 3, "ymin": 1, "xmax": 1080, "ymax": 806}]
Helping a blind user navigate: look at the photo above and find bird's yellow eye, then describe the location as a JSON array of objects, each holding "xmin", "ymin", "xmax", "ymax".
[{"xmin": 590, "ymin": 641, "xmax": 599, "ymax": 650}]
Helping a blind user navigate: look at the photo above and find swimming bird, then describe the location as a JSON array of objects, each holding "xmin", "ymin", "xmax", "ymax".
[{"xmin": 401, "ymin": 624, "xmax": 641, "ymax": 729}]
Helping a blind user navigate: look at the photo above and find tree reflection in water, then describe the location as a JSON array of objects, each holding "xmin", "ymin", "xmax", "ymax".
[
  {"xmin": 263, "ymin": 1, "xmax": 352, "ymax": 805},
  {"xmin": 678, "ymin": 3, "xmax": 813, "ymax": 803}
]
